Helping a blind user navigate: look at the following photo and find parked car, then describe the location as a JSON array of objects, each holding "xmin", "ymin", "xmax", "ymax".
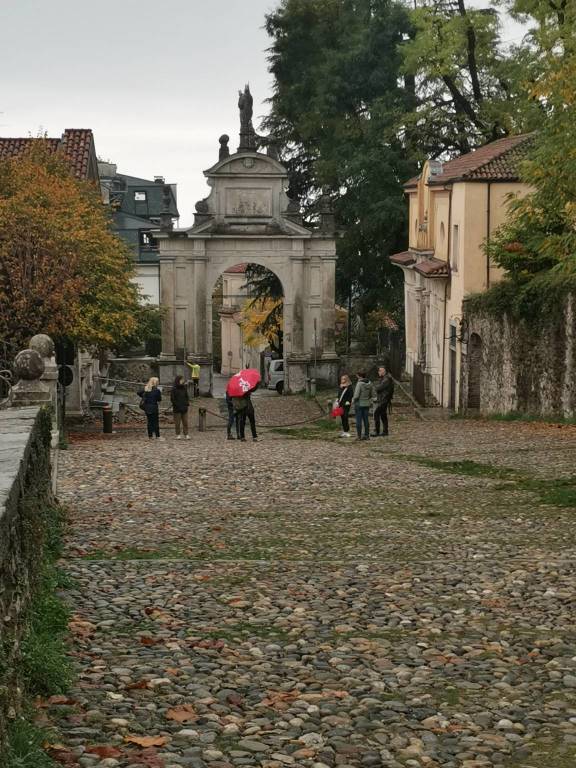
[{"xmin": 267, "ymin": 359, "xmax": 284, "ymax": 394}]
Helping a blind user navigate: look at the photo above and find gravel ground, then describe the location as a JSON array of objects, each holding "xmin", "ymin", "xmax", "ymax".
[{"xmin": 49, "ymin": 397, "xmax": 576, "ymax": 768}]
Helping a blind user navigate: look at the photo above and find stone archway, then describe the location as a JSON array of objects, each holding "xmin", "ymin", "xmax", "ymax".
[
  {"xmin": 154, "ymin": 124, "xmax": 338, "ymax": 394},
  {"xmin": 467, "ymin": 333, "xmax": 483, "ymax": 409}
]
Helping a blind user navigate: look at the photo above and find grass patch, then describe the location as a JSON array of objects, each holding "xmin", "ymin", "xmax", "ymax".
[
  {"xmin": 489, "ymin": 411, "xmax": 576, "ymax": 426},
  {"xmin": 20, "ymin": 567, "xmax": 71, "ymax": 698},
  {"xmin": 396, "ymin": 455, "xmax": 576, "ymax": 509},
  {"xmin": 5, "ymin": 718, "xmax": 58, "ymax": 768},
  {"xmin": 504, "ymin": 741, "xmax": 576, "ymax": 768},
  {"xmin": 272, "ymin": 418, "xmax": 341, "ymax": 441},
  {"xmin": 82, "ymin": 546, "xmax": 186, "ymax": 560}
]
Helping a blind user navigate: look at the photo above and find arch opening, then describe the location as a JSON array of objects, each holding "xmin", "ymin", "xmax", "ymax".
[{"xmin": 211, "ymin": 262, "xmax": 285, "ymax": 393}]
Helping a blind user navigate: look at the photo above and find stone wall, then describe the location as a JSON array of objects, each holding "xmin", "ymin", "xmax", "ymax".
[
  {"xmin": 107, "ymin": 357, "xmax": 159, "ymax": 389},
  {"xmin": 462, "ymin": 295, "xmax": 576, "ymax": 417},
  {"xmin": 0, "ymin": 407, "xmax": 53, "ymax": 752}
]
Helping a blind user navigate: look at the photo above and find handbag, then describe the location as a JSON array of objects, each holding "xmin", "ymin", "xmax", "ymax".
[
  {"xmin": 331, "ymin": 405, "xmax": 344, "ymax": 418},
  {"xmin": 139, "ymin": 397, "xmax": 146, "ymax": 411}
]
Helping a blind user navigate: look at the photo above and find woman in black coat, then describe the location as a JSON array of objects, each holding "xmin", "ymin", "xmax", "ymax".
[
  {"xmin": 137, "ymin": 377, "xmax": 163, "ymax": 440},
  {"xmin": 170, "ymin": 375, "xmax": 190, "ymax": 439}
]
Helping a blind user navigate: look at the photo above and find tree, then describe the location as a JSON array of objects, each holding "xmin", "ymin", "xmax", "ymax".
[
  {"xmin": 263, "ymin": 0, "xmax": 417, "ymax": 320},
  {"xmin": 0, "ymin": 141, "xmax": 148, "ymax": 352},
  {"xmin": 476, "ymin": 0, "xmax": 576, "ymax": 316},
  {"xmin": 401, "ymin": 0, "xmax": 543, "ymax": 157},
  {"xmin": 242, "ymin": 265, "xmax": 284, "ymax": 354}
]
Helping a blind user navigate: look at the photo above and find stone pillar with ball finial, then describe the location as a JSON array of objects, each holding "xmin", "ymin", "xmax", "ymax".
[
  {"xmin": 10, "ymin": 349, "xmax": 51, "ymax": 408},
  {"xmin": 29, "ymin": 334, "xmax": 58, "ymax": 411}
]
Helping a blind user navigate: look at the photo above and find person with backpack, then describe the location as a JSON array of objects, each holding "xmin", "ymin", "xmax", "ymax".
[
  {"xmin": 372, "ymin": 365, "xmax": 395, "ymax": 437},
  {"xmin": 170, "ymin": 375, "xmax": 190, "ymax": 440},
  {"xmin": 137, "ymin": 377, "xmax": 163, "ymax": 441},
  {"xmin": 353, "ymin": 371, "xmax": 374, "ymax": 441}
]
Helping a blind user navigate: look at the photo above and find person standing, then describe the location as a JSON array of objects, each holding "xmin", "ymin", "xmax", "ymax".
[
  {"xmin": 373, "ymin": 365, "xmax": 395, "ymax": 437},
  {"xmin": 337, "ymin": 374, "xmax": 354, "ymax": 438},
  {"xmin": 170, "ymin": 375, "xmax": 190, "ymax": 440},
  {"xmin": 235, "ymin": 391, "xmax": 258, "ymax": 442},
  {"xmin": 137, "ymin": 377, "xmax": 163, "ymax": 441},
  {"xmin": 226, "ymin": 391, "xmax": 240, "ymax": 440},
  {"xmin": 353, "ymin": 371, "xmax": 374, "ymax": 441}
]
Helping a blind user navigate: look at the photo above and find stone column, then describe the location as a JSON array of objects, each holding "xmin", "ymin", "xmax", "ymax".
[
  {"xmin": 320, "ymin": 256, "xmax": 337, "ymax": 354},
  {"xmin": 160, "ymin": 256, "xmax": 176, "ymax": 360}
]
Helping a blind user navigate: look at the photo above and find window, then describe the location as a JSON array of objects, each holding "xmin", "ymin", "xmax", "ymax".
[
  {"xmin": 140, "ymin": 232, "xmax": 155, "ymax": 248},
  {"xmin": 452, "ymin": 224, "xmax": 460, "ymax": 271},
  {"xmin": 134, "ymin": 191, "xmax": 147, "ymax": 201}
]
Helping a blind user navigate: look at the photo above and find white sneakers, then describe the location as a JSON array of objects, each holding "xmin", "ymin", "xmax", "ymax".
[
  {"xmin": 340, "ymin": 431, "xmax": 352, "ymax": 438},
  {"xmin": 176, "ymin": 435, "xmax": 182, "ymax": 440},
  {"xmin": 185, "ymin": 435, "xmax": 191, "ymax": 440}
]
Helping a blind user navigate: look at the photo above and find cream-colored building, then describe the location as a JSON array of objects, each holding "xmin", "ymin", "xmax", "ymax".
[
  {"xmin": 219, "ymin": 263, "xmax": 266, "ymax": 375},
  {"xmin": 391, "ymin": 134, "xmax": 532, "ymax": 409}
]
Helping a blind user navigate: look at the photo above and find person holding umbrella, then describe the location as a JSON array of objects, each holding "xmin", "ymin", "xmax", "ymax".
[{"xmin": 227, "ymin": 369, "xmax": 261, "ymax": 443}]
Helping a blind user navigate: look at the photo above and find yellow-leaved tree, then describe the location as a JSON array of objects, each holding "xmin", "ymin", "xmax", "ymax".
[{"xmin": 0, "ymin": 140, "xmax": 149, "ymax": 352}]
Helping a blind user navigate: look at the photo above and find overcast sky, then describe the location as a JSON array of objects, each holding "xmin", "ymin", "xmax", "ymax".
[{"xmin": 1, "ymin": 0, "xmax": 525, "ymax": 227}]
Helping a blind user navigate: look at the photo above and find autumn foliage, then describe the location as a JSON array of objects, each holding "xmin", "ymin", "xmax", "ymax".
[{"xmin": 0, "ymin": 141, "xmax": 143, "ymax": 351}]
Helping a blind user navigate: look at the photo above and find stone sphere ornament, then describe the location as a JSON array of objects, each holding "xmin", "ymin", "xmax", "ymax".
[
  {"xmin": 29, "ymin": 333, "xmax": 55, "ymax": 359},
  {"xmin": 14, "ymin": 349, "xmax": 45, "ymax": 381}
]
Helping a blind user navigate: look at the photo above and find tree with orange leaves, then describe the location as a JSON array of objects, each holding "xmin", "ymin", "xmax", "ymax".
[{"xmin": 0, "ymin": 141, "xmax": 146, "ymax": 352}]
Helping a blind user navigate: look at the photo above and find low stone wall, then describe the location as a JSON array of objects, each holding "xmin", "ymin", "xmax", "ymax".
[
  {"xmin": 462, "ymin": 295, "xmax": 576, "ymax": 417},
  {"xmin": 0, "ymin": 407, "xmax": 53, "ymax": 753}
]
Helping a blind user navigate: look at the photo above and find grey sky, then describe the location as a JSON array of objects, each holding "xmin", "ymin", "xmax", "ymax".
[
  {"xmin": 1, "ymin": 0, "xmax": 277, "ymax": 225},
  {"xmin": 1, "ymin": 0, "xmax": 526, "ymax": 227}
]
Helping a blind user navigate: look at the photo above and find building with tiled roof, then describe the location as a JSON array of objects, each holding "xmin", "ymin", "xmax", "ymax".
[
  {"xmin": 391, "ymin": 135, "xmax": 533, "ymax": 409},
  {"xmin": 0, "ymin": 129, "xmax": 99, "ymax": 182}
]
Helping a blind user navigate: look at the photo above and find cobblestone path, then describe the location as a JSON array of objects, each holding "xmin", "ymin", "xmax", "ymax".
[{"xmin": 51, "ymin": 398, "xmax": 576, "ymax": 768}]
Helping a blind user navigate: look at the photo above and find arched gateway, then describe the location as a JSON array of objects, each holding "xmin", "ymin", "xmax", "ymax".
[{"xmin": 154, "ymin": 89, "xmax": 338, "ymax": 394}]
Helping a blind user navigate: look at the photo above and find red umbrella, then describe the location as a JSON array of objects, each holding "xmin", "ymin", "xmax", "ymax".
[{"xmin": 226, "ymin": 369, "xmax": 261, "ymax": 397}]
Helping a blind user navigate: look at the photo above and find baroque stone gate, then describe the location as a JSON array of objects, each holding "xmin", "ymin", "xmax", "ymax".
[{"xmin": 154, "ymin": 89, "xmax": 338, "ymax": 394}]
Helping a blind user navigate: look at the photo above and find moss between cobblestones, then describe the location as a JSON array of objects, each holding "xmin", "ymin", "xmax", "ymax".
[
  {"xmin": 503, "ymin": 741, "xmax": 576, "ymax": 767},
  {"xmin": 395, "ymin": 455, "xmax": 576, "ymax": 509}
]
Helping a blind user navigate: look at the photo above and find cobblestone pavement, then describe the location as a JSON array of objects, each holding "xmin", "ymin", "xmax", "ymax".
[{"xmin": 51, "ymin": 396, "xmax": 576, "ymax": 768}]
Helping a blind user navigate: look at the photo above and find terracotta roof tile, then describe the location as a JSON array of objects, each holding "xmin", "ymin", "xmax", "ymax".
[
  {"xmin": 414, "ymin": 257, "xmax": 450, "ymax": 278},
  {"xmin": 60, "ymin": 129, "xmax": 95, "ymax": 180},
  {"xmin": 428, "ymin": 134, "xmax": 533, "ymax": 185},
  {"xmin": 389, "ymin": 251, "xmax": 416, "ymax": 266},
  {"xmin": 0, "ymin": 129, "xmax": 96, "ymax": 181},
  {"xmin": 224, "ymin": 263, "xmax": 248, "ymax": 274}
]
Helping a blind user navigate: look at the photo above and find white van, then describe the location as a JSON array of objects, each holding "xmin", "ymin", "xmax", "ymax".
[{"xmin": 267, "ymin": 359, "xmax": 284, "ymax": 394}]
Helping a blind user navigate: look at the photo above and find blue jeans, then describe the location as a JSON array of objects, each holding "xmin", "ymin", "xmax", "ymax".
[{"xmin": 355, "ymin": 406, "xmax": 370, "ymax": 438}]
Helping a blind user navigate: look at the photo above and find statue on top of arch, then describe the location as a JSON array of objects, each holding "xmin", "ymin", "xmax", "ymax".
[{"xmin": 238, "ymin": 84, "xmax": 257, "ymax": 152}]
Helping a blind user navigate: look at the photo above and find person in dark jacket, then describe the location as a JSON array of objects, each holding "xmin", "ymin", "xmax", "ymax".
[
  {"xmin": 337, "ymin": 374, "xmax": 354, "ymax": 438},
  {"xmin": 372, "ymin": 366, "xmax": 395, "ymax": 437},
  {"xmin": 226, "ymin": 391, "xmax": 240, "ymax": 440},
  {"xmin": 234, "ymin": 390, "xmax": 258, "ymax": 442},
  {"xmin": 170, "ymin": 375, "xmax": 190, "ymax": 439},
  {"xmin": 353, "ymin": 371, "xmax": 374, "ymax": 440},
  {"xmin": 137, "ymin": 377, "xmax": 163, "ymax": 440}
]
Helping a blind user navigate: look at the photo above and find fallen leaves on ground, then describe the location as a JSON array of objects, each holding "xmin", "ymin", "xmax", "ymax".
[
  {"xmin": 124, "ymin": 734, "xmax": 167, "ymax": 747},
  {"xmin": 166, "ymin": 703, "xmax": 197, "ymax": 723},
  {"xmin": 86, "ymin": 745, "xmax": 123, "ymax": 758}
]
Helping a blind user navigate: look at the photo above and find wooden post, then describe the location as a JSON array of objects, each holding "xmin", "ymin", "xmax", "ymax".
[{"xmin": 198, "ymin": 407, "xmax": 207, "ymax": 432}]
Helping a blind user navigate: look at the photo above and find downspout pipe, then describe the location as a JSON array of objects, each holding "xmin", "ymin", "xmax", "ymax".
[
  {"xmin": 441, "ymin": 188, "xmax": 452, "ymax": 407},
  {"xmin": 486, "ymin": 182, "xmax": 492, "ymax": 290}
]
